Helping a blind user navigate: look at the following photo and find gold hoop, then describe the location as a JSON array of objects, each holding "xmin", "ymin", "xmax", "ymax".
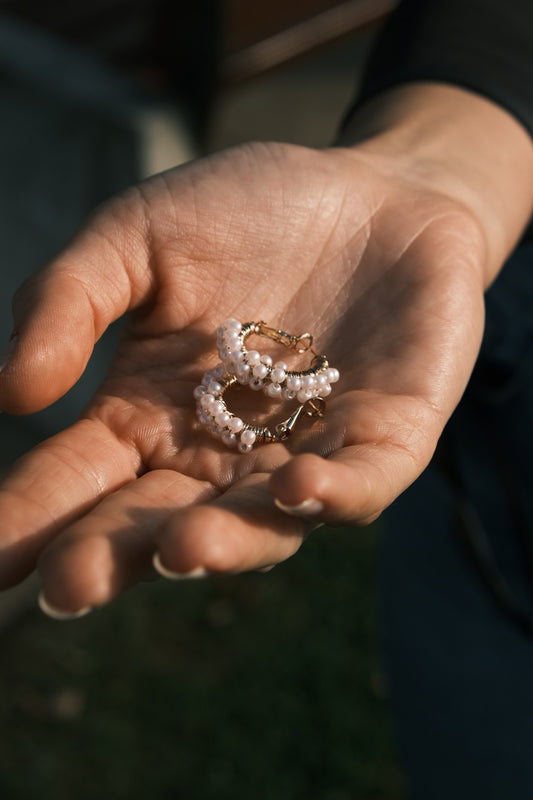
[
  {"xmin": 194, "ymin": 369, "xmax": 326, "ymax": 452},
  {"xmin": 193, "ymin": 319, "xmax": 340, "ymax": 451},
  {"xmin": 215, "ymin": 319, "xmax": 339, "ymax": 403}
]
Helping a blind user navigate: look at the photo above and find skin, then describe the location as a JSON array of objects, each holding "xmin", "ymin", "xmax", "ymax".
[{"xmin": 0, "ymin": 83, "xmax": 532, "ymax": 616}]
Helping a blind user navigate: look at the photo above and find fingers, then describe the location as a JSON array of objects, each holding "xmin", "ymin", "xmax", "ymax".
[
  {"xmin": 37, "ymin": 472, "xmax": 308, "ymax": 618},
  {"xmin": 0, "ymin": 418, "xmax": 139, "ymax": 589},
  {"xmin": 34, "ymin": 438, "xmax": 431, "ymax": 618},
  {"xmin": 269, "ymin": 443, "xmax": 431, "ymax": 527},
  {"xmin": 154, "ymin": 473, "xmax": 309, "ymax": 579},
  {"xmin": 0, "ymin": 195, "xmax": 151, "ymax": 414},
  {"xmin": 268, "ymin": 390, "xmax": 443, "ymax": 527},
  {"xmin": 37, "ymin": 470, "xmax": 216, "ymax": 617}
]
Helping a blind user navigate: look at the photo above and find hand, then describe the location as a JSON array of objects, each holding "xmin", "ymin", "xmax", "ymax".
[{"xmin": 0, "ymin": 86, "xmax": 531, "ymax": 617}]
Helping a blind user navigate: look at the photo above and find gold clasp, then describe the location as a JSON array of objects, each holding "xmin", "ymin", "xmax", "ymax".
[
  {"xmin": 256, "ymin": 322, "xmax": 315, "ymax": 354},
  {"xmin": 273, "ymin": 397, "xmax": 326, "ymax": 442}
]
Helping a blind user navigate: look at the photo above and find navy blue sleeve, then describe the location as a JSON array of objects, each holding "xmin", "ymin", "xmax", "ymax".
[{"xmin": 348, "ymin": 0, "xmax": 533, "ymax": 138}]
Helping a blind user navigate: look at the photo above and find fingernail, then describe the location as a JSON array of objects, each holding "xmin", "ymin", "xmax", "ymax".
[
  {"xmin": 38, "ymin": 592, "xmax": 92, "ymax": 621},
  {"xmin": 152, "ymin": 552, "xmax": 207, "ymax": 581},
  {"xmin": 274, "ymin": 497, "xmax": 324, "ymax": 516},
  {"xmin": 0, "ymin": 335, "xmax": 18, "ymax": 372}
]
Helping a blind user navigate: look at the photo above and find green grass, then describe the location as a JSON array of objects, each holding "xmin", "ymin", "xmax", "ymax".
[{"xmin": 0, "ymin": 525, "xmax": 406, "ymax": 800}]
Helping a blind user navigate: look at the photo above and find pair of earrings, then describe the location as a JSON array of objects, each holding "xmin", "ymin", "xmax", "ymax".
[{"xmin": 194, "ymin": 319, "xmax": 339, "ymax": 453}]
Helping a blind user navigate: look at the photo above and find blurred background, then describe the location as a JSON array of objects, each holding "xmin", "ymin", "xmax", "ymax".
[{"xmin": 0, "ymin": 3, "xmax": 406, "ymax": 798}]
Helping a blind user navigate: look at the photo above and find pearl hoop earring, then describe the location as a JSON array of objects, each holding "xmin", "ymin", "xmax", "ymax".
[
  {"xmin": 216, "ymin": 319, "xmax": 339, "ymax": 401},
  {"xmin": 194, "ymin": 319, "xmax": 340, "ymax": 451},
  {"xmin": 194, "ymin": 369, "xmax": 327, "ymax": 453}
]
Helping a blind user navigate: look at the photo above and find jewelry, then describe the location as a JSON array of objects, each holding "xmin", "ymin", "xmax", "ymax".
[
  {"xmin": 194, "ymin": 367, "xmax": 327, "ymax": 453},
  {"xmin": 215, "ymin": 318, "xmax": 339, "ymax": 401},
  {"xmin": 193, "ymin": 319, "xmax": 340, "ymax": 452}
]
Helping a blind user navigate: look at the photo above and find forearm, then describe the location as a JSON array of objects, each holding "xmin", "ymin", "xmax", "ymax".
[{"xmin": 337, "ymin": 82, "xmax": 533, "ymax": 287}]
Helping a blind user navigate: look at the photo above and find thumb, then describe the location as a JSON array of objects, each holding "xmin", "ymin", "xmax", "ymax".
[{"xmin": 0, "ymin": 197, "xmax": 151, "ymax": 414}]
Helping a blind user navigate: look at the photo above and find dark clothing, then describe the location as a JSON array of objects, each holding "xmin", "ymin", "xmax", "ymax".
[
  {"xmin": 383, "ymin": 241, "xmax": 533, "ymax": 799},
  {"xmin": 352, "ymin": 0, "xmax": 533, "ymax": 140}
]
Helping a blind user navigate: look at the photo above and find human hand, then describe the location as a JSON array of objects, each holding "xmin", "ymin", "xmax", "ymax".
[{"xmin": 0, "ymin": 85, "xmax": 531, "ymax": 617}]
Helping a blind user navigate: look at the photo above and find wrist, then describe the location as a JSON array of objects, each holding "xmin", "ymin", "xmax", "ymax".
[{"xmin": 337, "ymin": 82, "xmax": 533, "ymax": 284}]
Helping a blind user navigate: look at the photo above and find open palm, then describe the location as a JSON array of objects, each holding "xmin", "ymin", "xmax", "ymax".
[{"xmin": 0, "ymin": 141, "xmax": 487, "ymax": 615}]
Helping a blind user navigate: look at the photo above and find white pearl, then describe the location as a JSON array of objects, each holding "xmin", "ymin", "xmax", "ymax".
[
  {"xmin": 224, "ymin": 338, "xmax": 240, "ymax": 353},
  {"xmin": 274, "ymin": 361, "xmax": 287, "ymax": 371},
  {"xmin": 231, "ymin": 349, "xmax": 244, "ymax": 363},
  {"xmin": 213, "ymin": 365, "xmax": 226, "ymax": 379},
  {"xmin": 200, "ymin": 393, "xmax": 215, "ymax": 408},
  {"xmin": 286, "ymin": 375, "xmax": 302, "ymax": 392},
  {"xmin": 193, "ymin": 385, "xmax": 206, "ymax": 399},
  {"xmin": 316, "ymin": 373, "xmax": 328, "ymax": 387},
  {"xmin": 223, "ymin": 318, "xmax": 241, "ymax": 332},
  {"xmin": 250, "ymin": 378, "xmax": 263, "ymax": 391},
  {"xmin": 211, "ymin": 400, "xmax": 225, "ymax": 415},
  {"xmin": 260, "ymin": 354, "xmax": 273, "ymax": 366},
  {"xmin": 271, "ymin": 367, "xmax": 286, "ymax": 384},
  {"xmin": 241, "ymin": 429, "xmax": 256, "ymax": 445},
  {"xmin": 283, "ymin": 388, "xmax": 296, "ymax": 400},
  {"xmin": 246, "ymin": 350, "xmax": 260, "ymax": 366},
  {"xmin": 318, "ymin": 384, "xmax": 331, "ymax": 397},
  {"xmin": 208, "ymin": 381, "xmax": 222, "ymax": 396},
  {"xmin": 326, "ymin": 368, "xmax": 340, "ymax": 383},
  {"xmin": 297, "ymin": 389, "xmax": 313, "ymax": 403},
  {"xmin": 301, "ymin": 374, "xmax": 316, "ymax": 390},
  {"xmin": 253, "ymin": 363, "xmax": 269, "ymax": 380},
  {"xmin": 228, "ymin": 416, "xmax": 244, "ymax": 433},
  {"xmin": 215, "ymin": 412, "xmax": 230, "ymax": 427},
  {"xmin": 238, "ymin": 442, "xmax": 253, "ymax": 454},
  {"xmin": 236, "ymin": 363, "xmax": 251, "ymax": 379},
  {"xmin": 266, "ymin": 383, "xmax": 282, "ymax": 398},
  {"xmin": 222, "ymin": 432, "xmax": 237, "ymax": 447},
  {"xmin": 237, "ymin": 372, "xmax": 251, "ymax": 385}
]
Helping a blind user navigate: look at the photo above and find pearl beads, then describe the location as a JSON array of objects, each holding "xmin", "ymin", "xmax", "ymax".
[
  {"xmin": 215, "ymin": 318, "xmax": 339, "ymax": 402},
  {"xmin": 193, "ymin": 367, "xmax": 263, "ymax": 452},
  {"xmin": 195, "ymin": 319, "xmax": 340, "ymax": 451}
]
